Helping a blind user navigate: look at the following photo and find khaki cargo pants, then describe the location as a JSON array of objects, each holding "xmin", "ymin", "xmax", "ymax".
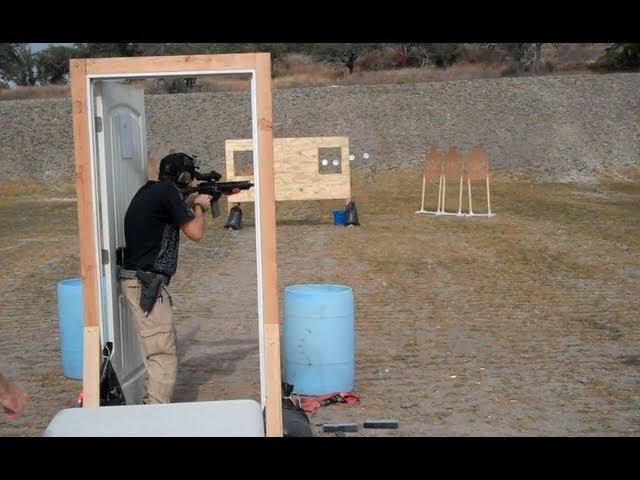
[{"xmin": 121, "ymin": 278, "xmax": 177, "ymax": 404}]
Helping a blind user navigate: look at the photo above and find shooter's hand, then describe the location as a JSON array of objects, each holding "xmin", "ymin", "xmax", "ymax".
[
  {"xmin": 185, "ymin": 192, "xmax": 198, "ymax": 208},
  {"xmin": 194, "ymin": 194, "xmax": 213, "ymax": 212},
  {"xmin": 222, "ymin": 188, "xmax": 241, "ymax": 196},
  {"xmin": 1, "ymin": 382, "xmax": 27, "ymax": 421}
]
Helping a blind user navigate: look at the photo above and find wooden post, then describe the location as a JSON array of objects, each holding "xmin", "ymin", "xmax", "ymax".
[
  {"xmin": 226, "ymin": 143, "xmax": 234, "ymax": 215},
  {"xmin": 467, "ymin": 146, "xmax": 491, "ymax": 216},
  {"xmin": 419, "ymin": 149, "xmax": 429, "ymax": 212},
  {"xmin": 70, "ymin": 59, "xmax": 100, "ymax": 408},
  {"xmin": 441, "ymin": 176, "xmax": 446, "ymax": 213},
  {"xmin": 442, "ymin": 146, "xmax": 462, "ymax": 215},
  {"xmin": 458, "ymin": 175, "xmax": 463, "ymax": 215},
  {"xmin": 420, "ymin": 170, "xmax": 427, "ymax": 211},
  {"xmin": 147, "ymin": 153, "xmax": 157, "ymax": 181},
  {"xmin": 486, "ymin": 173, "xmax": 492, "ymax": 215},
  {"xmin": 436, "ymin": 174, "xmax": 442, "ymax": 213},
  {"xmin": 254, "ymin": 53, "xmax": 283, "ymax": 437},
  {"xmin": 467, "ymin": 177, "xmax": 473, "ymax": 215}
]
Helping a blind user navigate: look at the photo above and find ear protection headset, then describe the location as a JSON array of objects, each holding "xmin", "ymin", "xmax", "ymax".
[
  {"xmin": 161, "ymin": 153, "xmax": 200, "ymax": 187},
  {"xmin": 176, "ymin": 168, "xmax": 193, "ymax": 187}
]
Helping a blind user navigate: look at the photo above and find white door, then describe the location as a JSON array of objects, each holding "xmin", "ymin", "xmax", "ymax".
[{"xmin": 94, "ymin": 80, "xmax": 148, "ymax": 404}]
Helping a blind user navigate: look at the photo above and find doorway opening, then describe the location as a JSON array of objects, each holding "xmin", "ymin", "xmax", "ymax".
[{"xmin": 70, "ymin": 54, "xmax": 282, "ymax": 436}]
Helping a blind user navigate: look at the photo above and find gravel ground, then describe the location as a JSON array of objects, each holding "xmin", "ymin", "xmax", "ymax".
[{"xmin": 0, "ymin": 172, "xmax": 639, "ymax": 436}]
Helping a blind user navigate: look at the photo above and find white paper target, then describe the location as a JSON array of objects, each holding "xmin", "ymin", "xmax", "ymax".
[
  {"xmin": 349, "ymin": 154, "xmax": 355, "ymax": 161},
  {"xmin": 321, "ymin": 159, "xmax": 328, "ymax": 166},
  {"xmin": 363, "ymin": 153, "xmax": 370, "ymax": 159},
  {"xmin": 332, "ymin": 160, "xmax": 339, "ymax": 166}
]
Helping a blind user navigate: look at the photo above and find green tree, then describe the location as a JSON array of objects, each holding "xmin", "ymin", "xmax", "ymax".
[
  {"xmin": 414, "ymin": 43, "xmax": 463, "ymax": 68},
  {"xmin": 486, "ymin": 43, "xmax": 556, "ymax": 73},
  {"xmin": 312, "ymin": 43, "xmax": 378, "ymax": 73},
  {"xmin": 35, "ymin": 45, "xmax": 76, "ymax": 84},
  {"xmin": 73, "ymin": 43, "xmax": 141, "ymax": 58},
  {"xmin": 387, "ymin": 43, "xmax": 421, "ymax": 68},
  {"xmin": 597, "ymin": 43, "xmax": 640, "ymax": 70},
  {"xmin": 0, "ymin": 43, "xmax": 13, "ymax": 64},
  {"xmin": 0, "ymin": 43, "xmax": 37, "ymax": 86},
  {"xmin": 135, "ymin": 43, "xmax": 201, "ymax": 55}
]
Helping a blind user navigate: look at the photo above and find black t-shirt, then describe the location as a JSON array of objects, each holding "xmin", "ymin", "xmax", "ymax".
[{"xmin": 122, "ymin": 180, "xmax": 195, "ymax": 279}]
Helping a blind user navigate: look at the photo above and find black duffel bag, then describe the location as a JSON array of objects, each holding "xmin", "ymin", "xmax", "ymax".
[
  {"xmin": 281, "ymin": 382, "xmax": 313, "ymax": 437},
  {"xmin": 100, "ymin": 342, "xmax": 126, "ymax": 406},
  {"xmin": 344, "ymin": 199, "xmax": 360, "ymax": 226},
  {"xmin": 224, "ymin": 204, "xmax": 243, "ymax": 230}
]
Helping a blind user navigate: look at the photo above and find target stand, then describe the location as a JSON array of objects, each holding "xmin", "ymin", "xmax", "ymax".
[
  {"xmin": 416, "ymin": 145, "xmax": 496, "ymax": 219},
  {"xmin": 464, "ymin": 146, "xmax": 495, "ymax": 218},
  {"xmin": 439, "ymin": 146, "xmax": 465, "ymax": 217},
  {"xmin": 415, "ymin": 145, "xmax": 444, "ymax": 215}
]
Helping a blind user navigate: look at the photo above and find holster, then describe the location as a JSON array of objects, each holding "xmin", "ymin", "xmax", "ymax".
[{"xmin": 135, "ymin": 270, "xmax": 166, "ymax": 317}]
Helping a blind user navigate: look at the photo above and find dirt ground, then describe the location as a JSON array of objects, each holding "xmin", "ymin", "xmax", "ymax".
[{"xmin": 0, "ymin": 171, "xmax": 639, "ymax": 437}]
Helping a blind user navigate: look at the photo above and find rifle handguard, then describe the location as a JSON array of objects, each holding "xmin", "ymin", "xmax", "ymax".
[{"xmin": 181, "ymin": 180, "xmax": 253, "ymax": 221}]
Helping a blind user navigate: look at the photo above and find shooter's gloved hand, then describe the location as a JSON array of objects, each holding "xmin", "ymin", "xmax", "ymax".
[
  {"xmin": 185, "ymin": 192, "xmax": 198, "ymax": 208},
  {"xmin": 194, "ymin": 194, "xmax": 213, "ymax": 212}
]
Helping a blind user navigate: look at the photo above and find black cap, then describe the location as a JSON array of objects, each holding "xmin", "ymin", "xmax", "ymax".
[{"xmin": 159, "ymin": 153, "xmax": 196, "ymax": 178}]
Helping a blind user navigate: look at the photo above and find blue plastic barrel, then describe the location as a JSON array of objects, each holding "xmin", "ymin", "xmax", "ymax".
[
  {"xmin": 283, "ymin": 284, "xmax": 355, "ymax": 395},
  {"xmin": 56, "ymin": 278, "xmax": 84, "ymax": 380},
  {"xmin": 333, "ymin": 210, "xmax": 346, "ymax": 225}
]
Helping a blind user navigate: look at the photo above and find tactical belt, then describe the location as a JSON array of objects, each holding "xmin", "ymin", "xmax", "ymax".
[
  {"xmin": 118, "ymin": 268, "xmax": 170, "ymax": 283},
  {"xmin": 118, "ymin": 268, "xmax": 140, "ymax": 280}
]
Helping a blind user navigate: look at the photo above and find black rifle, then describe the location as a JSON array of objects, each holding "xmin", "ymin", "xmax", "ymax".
[{"xmin": 180, "ymin": 168, "xmax": 253, "ymax": 218}]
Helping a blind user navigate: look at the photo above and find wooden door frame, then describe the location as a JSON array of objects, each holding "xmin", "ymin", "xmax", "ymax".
[{"xmin": 69, "ymin": 53, "xmax": 283, "ymax": 436}]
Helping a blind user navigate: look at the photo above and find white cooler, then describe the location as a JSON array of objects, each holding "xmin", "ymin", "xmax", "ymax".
[{"xmin": 43, "ymin": 400, "xmax": 264, "ymax": 437}]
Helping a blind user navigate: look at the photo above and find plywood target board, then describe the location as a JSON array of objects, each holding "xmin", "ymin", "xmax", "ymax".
[
  {"xmin": 424, "ymin": 145, "xmax": 444, "ymax": 180},
  {"xmin": 444, "ymin": 146, "xmax": 463, "ymax": 179},
  {"xmin": 467, "ymin": 146, "xmax": 490, "ymax": 180},
  {"xmin": 416, "ymin": 144, "xmax": 495, "ymax": 218},
  {"xmin": 225, "ymin": 136, "xmax": 351, "ymax": 204}
]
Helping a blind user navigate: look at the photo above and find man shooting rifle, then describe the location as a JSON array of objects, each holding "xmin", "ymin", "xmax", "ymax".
[{"xmin": 119, "ymin": 152, "xmax": 249, "ymax": 405}]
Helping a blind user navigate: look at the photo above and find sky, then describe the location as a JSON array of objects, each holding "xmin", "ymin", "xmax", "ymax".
[{"xmin": 29, "ymin": 43, "xmax": 73, "ymax": 52}]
